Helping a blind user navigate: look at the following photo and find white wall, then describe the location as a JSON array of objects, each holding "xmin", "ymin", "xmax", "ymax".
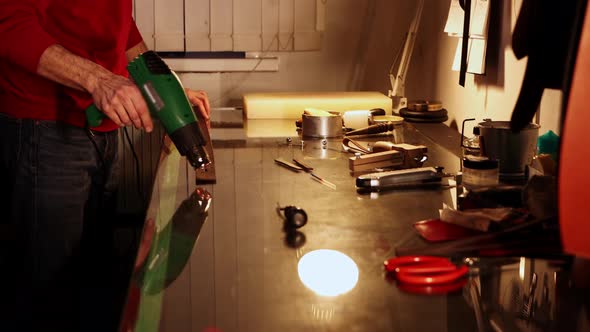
[{"xmin": 177, "ymin": 1, "xmax": 417, "ymax": 107}]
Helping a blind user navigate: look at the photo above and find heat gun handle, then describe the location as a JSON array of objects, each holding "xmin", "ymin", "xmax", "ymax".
[{"xmin": 85, "ymin": 104, "xmax": 105, "ymax": 128}]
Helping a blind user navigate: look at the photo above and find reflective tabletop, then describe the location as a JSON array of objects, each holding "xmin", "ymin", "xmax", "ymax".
[{"xmin": 121, "ymin": 121, "xmax": 590, "ymax": 332}]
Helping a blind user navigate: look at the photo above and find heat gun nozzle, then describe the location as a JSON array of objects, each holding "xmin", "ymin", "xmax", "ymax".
[
  {"xmin": 186, "ymin": 145, "xmax": 211, "ymax": 169},
  {"xmin": 169, "ymin": 122, "xmax": 211, "ymax": 169}
]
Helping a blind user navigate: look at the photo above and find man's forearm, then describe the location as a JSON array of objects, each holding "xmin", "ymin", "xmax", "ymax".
[
  {"xmin": 37, "ymin": 43, "xmax": 154, "ymax": 131},
  {"xmin": 37, "ymin": 44, "xmax": 111, "ymax": 94}
]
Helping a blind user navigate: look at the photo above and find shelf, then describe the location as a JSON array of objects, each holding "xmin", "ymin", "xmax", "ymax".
[{"xmin": 163, "ymin": 56, "xmax": 279, "ymax": 73}]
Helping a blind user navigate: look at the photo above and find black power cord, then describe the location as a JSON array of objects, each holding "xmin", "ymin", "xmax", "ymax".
[
  {"xmin": 86, "ymin": 126, "xmax": 147, "ymax": 211},
  {"xmin": 123, "ymin": 127, "xmax": 146, "ymax": 210},
  {"xmin": 85, "ymin": 127, "xmax": 106, "ymax": 169},
  {"xmin": 86, "ymin": 126, "xmax": 146, "ymax": 282}
]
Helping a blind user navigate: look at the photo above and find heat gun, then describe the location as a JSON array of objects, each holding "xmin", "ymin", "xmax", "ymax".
[{"xmin": 86, "ymin": 51, "xmax": 210, "ymax": 169}]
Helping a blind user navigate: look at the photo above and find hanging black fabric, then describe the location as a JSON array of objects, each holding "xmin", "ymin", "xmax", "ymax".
[{"xmin": 510, "ymin": 0, "xmax": 586, "ymax": 132}]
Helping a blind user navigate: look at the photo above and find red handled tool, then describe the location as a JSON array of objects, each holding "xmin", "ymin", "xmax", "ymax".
[{"xmin": 384, "ymin": 255, "xmax": 469, "ymax": 286}]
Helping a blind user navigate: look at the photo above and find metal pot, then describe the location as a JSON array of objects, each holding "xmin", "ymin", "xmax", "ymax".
[
  {"xmin": 476, "ymin": 120, "xmax": 540, "ymax": 178},
  {"xmin": 302, "ymin": 112, "xmax": 343, "ymax": 138}
]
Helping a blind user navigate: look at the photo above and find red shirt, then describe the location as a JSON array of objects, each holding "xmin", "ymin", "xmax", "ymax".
[{"xmin": 0, "ymin": 0, "xmax": 143, "ymax": 132}]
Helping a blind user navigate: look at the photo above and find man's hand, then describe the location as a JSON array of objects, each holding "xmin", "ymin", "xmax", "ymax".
[
  {"xmin": 37, "ymin": 44, "xmax": 153, "ymax": 132},
  {"xmin": 185, "ymin": 88, "xmax": 211, "ymax": 127},
  {"xmin": 38, "ymin": 44, "xmax": 208, "ymax": 133},
  {"xmin": 90, "ymin": 72, "xmax": 153, "ymax": 132}
]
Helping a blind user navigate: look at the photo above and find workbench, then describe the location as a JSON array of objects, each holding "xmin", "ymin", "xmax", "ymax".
[{"xmin": 120, "ymin": 120, "xmax": 589, "ymax": 332}]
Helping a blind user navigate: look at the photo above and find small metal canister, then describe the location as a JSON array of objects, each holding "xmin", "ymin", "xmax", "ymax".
[
  {"xmin": 462, "ymin": 156, "xmax": 499, "ymax": 189},
  {"xmin": 302, "ymin": 112, "xmax": 343, "ymax": 138}
]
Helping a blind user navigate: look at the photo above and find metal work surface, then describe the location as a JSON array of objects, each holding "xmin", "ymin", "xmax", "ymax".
[{"xmin": 122, "ymin": 121, "xmax": 590, "ymax": 332}]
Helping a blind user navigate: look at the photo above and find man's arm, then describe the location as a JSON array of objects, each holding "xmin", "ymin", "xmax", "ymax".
[
  {"xmin": 0, "ymin": 1, "xmax": 55, "ymax": 74},
  {"xmin": 0, "ymin": 2, "xmax": 152, "ymax": 131},
  {"xmin": 37, "ymin": 44, "xmax": 152, "ymax": 131}
]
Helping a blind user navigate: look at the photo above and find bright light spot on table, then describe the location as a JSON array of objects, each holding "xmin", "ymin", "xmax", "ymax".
[{"xmin": 297, "ymin": 249, "xmax": 359, "ymax": 296}]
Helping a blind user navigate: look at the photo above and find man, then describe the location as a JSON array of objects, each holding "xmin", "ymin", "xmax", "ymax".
[{"xmin": 0, "ymin": 1, "xmax": 210, "ymax": 330}]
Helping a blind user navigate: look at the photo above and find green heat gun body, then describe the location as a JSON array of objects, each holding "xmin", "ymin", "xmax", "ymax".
[{"xmin": 86, "ymin": 51, "xmax": 210, "ymax": 169}]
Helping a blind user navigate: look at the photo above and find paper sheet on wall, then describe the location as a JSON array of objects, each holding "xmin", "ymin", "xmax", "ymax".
[
  {"xmin": 444, "ymin": 0, "xmax": 464, "ymax": 36},
  {"xmin": 445, "ymin": 0, "xmax": 490, "ymax": 75},
  {"xmin": 444, "ymin": 0, "xmax": 490, "ymax": 37},
  {"xmin": 470, "ymin": 0, "xmax": 490, "ymax": 37},
  {"xmin": 452, "ymin": 38, "xmax": 487, "ymax": 74}
]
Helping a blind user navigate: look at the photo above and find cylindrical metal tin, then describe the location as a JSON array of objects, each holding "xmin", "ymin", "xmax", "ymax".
[
  {"xmin": 302, "ymin": 112, "xmax": 343, "ymax": 138},
  {"xmin": 477, "ymin": 120, "xmax": 540, "ymax": 178}
]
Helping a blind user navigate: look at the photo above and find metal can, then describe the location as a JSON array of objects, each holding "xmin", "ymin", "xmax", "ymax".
[{"xmin": 462, "ymin": 157, "xmax": 499, "ymax": 188}]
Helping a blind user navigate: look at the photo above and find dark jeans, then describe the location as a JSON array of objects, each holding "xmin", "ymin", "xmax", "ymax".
[{"xmin": 0, "ymin": 112, "xmax": 120, "ymax": 331}]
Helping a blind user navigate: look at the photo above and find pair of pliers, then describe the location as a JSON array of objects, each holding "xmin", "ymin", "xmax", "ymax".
[{"xmin": 384, "ymin": 255, "xmax": 469, "ymax": 285}]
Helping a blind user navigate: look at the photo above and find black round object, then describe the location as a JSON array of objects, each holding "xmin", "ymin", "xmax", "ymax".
[
  {"xmin": 284, "ymin": 230, "xmax": 306, "ymax": 248},
  {"xmin": 282, "ymin": 206, "xmax": 308, "ymax": 229},
  {"xmin": 403, "ymin": 115, "xmax": 449, "ymax": 123},
  {"xmin": 369, "ymin": 108, "xmax": 386, "ymax": 116},
  {"xmin": 399, "ymin": 108, "xmax": 448, "ymax": 119}
]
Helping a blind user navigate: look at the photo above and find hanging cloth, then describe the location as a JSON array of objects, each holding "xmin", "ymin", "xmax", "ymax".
[{"xmin": 510, "ymin": 0, "xmax": 585, "ymax": 132}]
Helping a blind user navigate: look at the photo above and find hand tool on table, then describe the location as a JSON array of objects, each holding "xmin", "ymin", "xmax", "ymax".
[
  {"xmin": 343, "ymin": 137, "xmax": 428, "ymax": 172},
  {"xmin": 384, "ymin": 255, "xmax": 472, "ymax": 294},
  {"xmin": 85, "ymin": 51, "xmax": 213, "ymax": 175},
  {"xmin": 274, "ymin": 158, "xmax": 304, "ymax": 172},
  {"xmin": 356, "ymin": 166, "xmax": 452, "ymax": 190},
  {"xmin": 349, "ymin": 150, "xmax": 405, "ymax": 172},
  {"xmin": 274, "ymin": 157, "xmax": 336, "ymax": 189},
  {"xmin": 344, "ymin": 122, "xmax": 397, "ymax": 136},
  {"xmin": 384, "ymin": 255, "xmax": 469, "ymax": 284},
  {"xmin": 292, "ymin": 158, "xmax": 337, "ymax": 189},
  {"xmin": 341, "ymin": 137, "xmax": 371, "ymax": 154}
]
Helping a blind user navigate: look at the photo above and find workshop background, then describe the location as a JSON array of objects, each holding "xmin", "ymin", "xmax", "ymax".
[{"xmin": 118, "ymin": 0, "xmax": 562, "ymax": 216}]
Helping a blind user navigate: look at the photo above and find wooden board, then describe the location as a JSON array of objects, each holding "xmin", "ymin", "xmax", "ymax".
[{"xmin": 243, "ymin": 91, "xmax": 393, "ymax": 119}]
